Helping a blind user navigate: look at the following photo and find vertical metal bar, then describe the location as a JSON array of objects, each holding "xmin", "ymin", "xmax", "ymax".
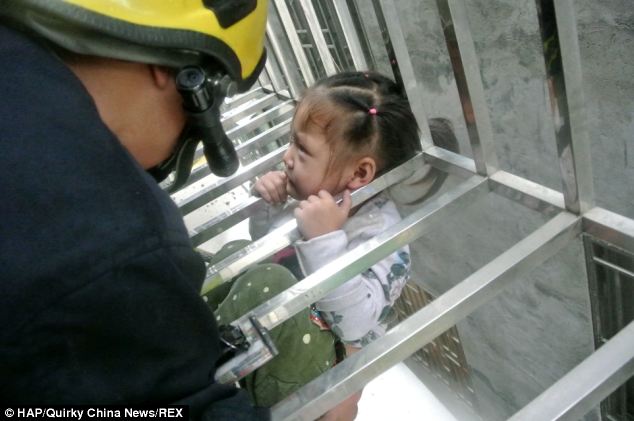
[
  {"xmin": 371, "ymin": 0, "xmax": 433, "ymax": 149},
  {"xmin": 299, "ymin": 0, "xmax": 338, "ymax": 75},
  {"xmin": 436, "ymin": 0, "xmax": 499, "ymax": 176},
  {"xmin": 266, "ymin": 24, "xmax": 304, "ymax": 98},
  {"xmin": 258, "ymin": 66, "xmax": 273, "ymax": 90},
  {"xmin": 536, "ymin": 0, "xmax": 594, "ymax": 214},
  {"xmin": 347, "ymin": 0, "xmax": 377, "ymax": 68},
  {"xmin": 332, "ymin": 0, "xmax": 368, "ymax": 70},
  {"xmin": 263, "ymin": 46, "xmax": 286, "ymax": 95},
  {"xmin": 272, "ymin": 0, "xmax": 316, "ymax": 86}
]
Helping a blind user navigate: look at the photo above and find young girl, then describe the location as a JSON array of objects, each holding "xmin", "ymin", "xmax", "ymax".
[
  {"xmin": 226, "ymin": 71, "xmax": 421, "ymax": 419},
  {"xmin": 251, "ymin": 71, "xmax": 420, "ymax": 350}
]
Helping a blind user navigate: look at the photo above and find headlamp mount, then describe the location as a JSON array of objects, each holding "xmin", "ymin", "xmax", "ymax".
[{"xmin": 148, "ymin": 66, "xmax": 239, "ymax": 192}]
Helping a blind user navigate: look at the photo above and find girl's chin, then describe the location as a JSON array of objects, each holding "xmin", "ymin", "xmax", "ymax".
[{"xmin": 286, "ymin": 184, "xmax": 299, "ymax": 200}]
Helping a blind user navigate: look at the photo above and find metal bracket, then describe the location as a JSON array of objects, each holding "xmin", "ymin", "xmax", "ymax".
[{"xmin": 215, "ymin": 315, "xmax": 279, "ymax": 384}]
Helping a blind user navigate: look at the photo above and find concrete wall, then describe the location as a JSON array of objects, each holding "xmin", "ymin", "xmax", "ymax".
[{"xmin": 355, "ymin": 0, "xmax": 633, "ymax": 419}]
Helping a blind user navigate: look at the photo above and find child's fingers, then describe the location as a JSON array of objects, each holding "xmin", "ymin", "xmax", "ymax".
[
  {"xmin": 256, "ymin": 171, "xmax": 287, "ymax": 203},
  {"xmin": 317, "ymin": 190, "xmax": 333, "ymax": 201},
  {"xmin": 339, "ymin": 190, "xmax": 352, "ymax": 214}
]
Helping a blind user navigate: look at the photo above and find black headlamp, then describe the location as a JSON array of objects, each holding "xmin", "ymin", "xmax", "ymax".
[{"xmin": 148, "ymin": 66, "xmax": 239, "ymax": 191}]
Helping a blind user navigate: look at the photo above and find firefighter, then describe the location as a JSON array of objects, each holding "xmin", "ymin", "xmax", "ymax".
[{"xmin": 0, "ymin": 1, "xmax": 269, "ymax": 418}]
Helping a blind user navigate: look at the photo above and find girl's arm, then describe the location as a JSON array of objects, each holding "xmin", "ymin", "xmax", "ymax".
[{"xmin": 296, "ymin": 236, "xmax": 410, "ymax": 345}]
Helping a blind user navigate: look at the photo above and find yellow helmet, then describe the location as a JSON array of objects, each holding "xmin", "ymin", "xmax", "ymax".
[
  {"xmin": 1, "ymin": 0, "xmax": 268, "ymax": 92},
  {"xmin": 2, "ymin": 0, "xmax": 269, "ymax": 184}
]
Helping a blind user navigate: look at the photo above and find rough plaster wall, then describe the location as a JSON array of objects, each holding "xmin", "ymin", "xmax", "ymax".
[
  {"xmin": 398, "ymin": 184, "xmax": 595, "ymax": 420},
  {"xmin": 462, "ymin": 0, "xmax": 561, "ymax": 191},
  {"xmin": 575, "ymin": 0, "xmax": 634, "ymax": 219},
  {"xmin": 379, "ymin": 0, "xmax": 633, "ymax": 419}
]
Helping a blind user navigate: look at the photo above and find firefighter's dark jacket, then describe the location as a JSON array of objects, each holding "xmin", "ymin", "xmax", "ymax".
[{"xmin": 0, "ymin": 24, "xmax": 267, "ymax": 420}]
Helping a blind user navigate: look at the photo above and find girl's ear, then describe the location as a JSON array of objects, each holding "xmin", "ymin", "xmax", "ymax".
[{"xmin": 346, "ymin": 157, "xmax": 377, "ymax": 190}]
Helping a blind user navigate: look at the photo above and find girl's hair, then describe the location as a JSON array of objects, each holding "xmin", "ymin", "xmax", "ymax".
[{"xmin": 293, "ymin": 71, "xmax": 421, "ymax": 173}]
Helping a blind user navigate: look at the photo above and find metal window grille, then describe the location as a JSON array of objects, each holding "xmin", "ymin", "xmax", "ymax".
[
  {"xmin": 584, "ymin": 235, "xmax": 634, "ymax": 421},
  {"xmin": 167, "ymin": 0, "xmax": 634, "ymax": 419}
]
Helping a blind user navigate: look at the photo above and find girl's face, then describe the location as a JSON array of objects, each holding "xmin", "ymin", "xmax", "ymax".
[{"xmin": 282, "ymin": 114, "xmax": 354, "ymax": 200}]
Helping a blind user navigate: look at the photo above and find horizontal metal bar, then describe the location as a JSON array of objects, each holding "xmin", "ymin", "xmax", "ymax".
[
  {"xmin": 190, "ymin": 196, "xmax": 263, "ymax": 247},
  {"xmin": 222, "ymin": 94, "xmax": 280, "ymax": 127},
  {"xmin": 235, "ymin": 118, "xmax": 292, "ymax": 158},
  {"xmin": 200, "ymin": 154, "xmax": 429, "ymax": 294},
  {"xmin": 187, "ymin": 89, "xmax": 277, "ymax": 172},
  {"xmin": 172, "ymin": 147, "xmax": 286, "ymax": 215},
  {"xmin": 223, "ymin": 87, "xmax": 265, "ymax": 108},
  {"xmin": 423, "ymin": 145, "xmax": 477, "ymax": 178},
  {"xmin": 489, "ymin": 170, "xmax": 565, "ymax": 217},
  {"xmin": 226, "ymin": 101, "xmax": 294, "ymax": 139},
  {"xmin": 238, "ymin": 175, "xmax": 488, "ymax": 332},
  {"xmin": 582, "ymin": 207, "xmax": 634, "ymax": 255},
  {"xmin": 201, "ymin": 217, "xmax": 299, "ymax": 296},
  {"xmin": 592, "ymin": 257, "xmax": 634, "ymax": 280},
  {"xmin": 185, "ymin": 118, "xmax": 290, "ymax": 192},
  {"xmin": 189, "ymin": 102, "xmax": 294, "ymax": 174},
  {"xmin": 272, "ymin": 211, "xmax": 580, "ymax": 420},
  {"xmin": 423, "ymin": 147, "xmax": 564, "ymax": 217},
  {"xmin": 508, "ymin": 320, "xmax": 634, "ymax": 421}
]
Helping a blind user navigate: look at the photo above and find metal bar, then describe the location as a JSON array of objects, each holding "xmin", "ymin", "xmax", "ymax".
[
  {"xmin": 201, "ymin": 217, "xmax": 298, "ymax": 295},
  {"xmin": 221, "ymin": 94, "xmax": 280, "ymax": 127},
  {"xmin": 189, "ymin": 96, "xmax": 290, "ymax": 171},
  {"xmin": 236, "ymin": 175, "xmax": 488, "ymax": 331},
  {"xmin": 273, "ymin": 0, "xmax": 316, "ymax": 86},
  {"xmin": 223, "ymin": 87, "xmax": 264, "ymax": 108},
  {"xmin": 592, "ymin": 256, "xmax": 634, "ymax": 280},
  {"xmin": 423, "ymin": 147, "xmax": 564, "ymax": 216},
  {"xmin": 299, "ymin": 0, "xmax": 338, "ymax": 75},
  {"xmin": 347, "ymin": 0, "xmax": 377, "ymax": 68},
  {"xmin": 489, "ymin": 170, "xmax": 565, "ymax": 216},
  {"xmin": 423, "ymin": 145, "xmax": 477, "ymax": 178},
  {"xmin": 258, "ymin": 66, "xmax": 273, "ymax": 90},
  {"xmin": 173, "ymin": 147, "xmax": 286, "ymax": 215},
  {"xmin": 332, "ymin": 0, "xmax": 368, "ymax": 70},
  {"xmin": 235, "ymin": 118, "xmax": 292, "ymax": 158},
  {"xmin": 200, "ymin": 153, "xmax": 431, "ymax": 294},
  {"xmin": 263, "ymin": 39, "xmax": 288, "ymax": 95},
  {"xmin": 266, "ymin": 23, "xmax": 304, "ymax": 98},
  {"xmin": 508, "ymin": 320, "xmax": 634, "ymax": 421},
  {"xmin": 436, "ymin": 0, "xmax": 499, "ymax": 176},
  {"xmin": 582, "ymin": 207, "xmax": 634, "ymax": 255},
  {"xmin": 188, "ymin": 105, "xmax": 292, "ymax": 186},
  {"xmin": 226, "ymin": 102, "xmax": 294, "ymax": 139},
  {"xmin": 272, "ymin": 212, "xmax": 581, "ymax": 420},
  {"xmin": 535, "ymin": 0, "xmax": 594, "ymax": 214},
  {"xmin": 263, "ymin": 57, "xmax": 285, "ymax": 95},
  {"xmin": 190, "ymin": 196, "xmax": 262, "ymax": 247},
  {"xmin": 371, "ymin": 0, "xmax": 433, "ymax": 149}
]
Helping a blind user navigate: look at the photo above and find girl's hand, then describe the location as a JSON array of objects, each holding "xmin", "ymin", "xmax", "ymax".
[
  {"xmin": 294, "ymin": 190, "xmax": 352, "ymax": 240},
  {"xmin": 254, "ymin": 171, "xmax": 288, "ymax": 204}
]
